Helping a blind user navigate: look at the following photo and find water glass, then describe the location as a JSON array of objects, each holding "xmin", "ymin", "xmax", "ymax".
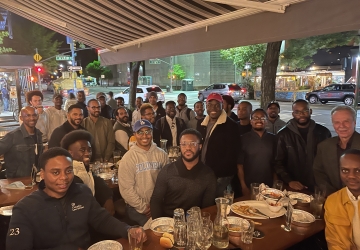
[
  {"xmin": 224, "ymin": 190, "xmax": 234, "ymax": 205},
  {"xmin": 174, "ymin": 221, "xmax": 187, "ymax": 248},
  {"xmin": 128, "ymin": 226, "xmax": 145, "ymax": 250},
  {"xmin": 314, "ymin": 185, "xmax": 326, "ymax": 200},
  {"xmin": 173, "ymin": 208, "xmax": 185, "ymax": 223},
  {"xmin": 284, "ymin": 201, "xmax": 294, "ymax": 232},
  {"xmin": 242, "ymin": 220, "xmax": 255, "ymax": 244},
  {"xmin": 112, "ymin": 168, "xmax": 118, "ymax": 184},
  {"xmin": 273, "ymin": 180, "xmax": 283, "ymax": 191},
  {"xmin": 250, "ymin": 183, "xmax": 260, "ymax": 200},
  {"xmin": 310, "ymin": 197, "xmax": 325, "ymax": 219},
  {"xmin": 196, "ymin": 220, "xmax": 213, "ymax": 250},
  {"xmin": 113, "ymin": 150, "xmax": 121, "ymax": 167},
  {"xmin": 186, "ymin": 220, "xmax": 198, "ymax": 250},
  {"xmin": 201, "ymin": 212, "xmax": 211, "ymax": 224}
]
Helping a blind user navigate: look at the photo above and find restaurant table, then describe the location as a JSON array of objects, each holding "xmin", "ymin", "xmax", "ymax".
[
  {"xmin": 0, "ymin": 177, "xmax": 38, "ymax": 207},
  {"xmin": 116, "ymin": 195, "xmax": 325, "ymax": 250}
]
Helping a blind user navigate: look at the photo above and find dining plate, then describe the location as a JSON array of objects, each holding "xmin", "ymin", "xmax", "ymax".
[
  {"xmin": 0, "ymin": 205, "xmax": 13, "ymax": 216},
  {"xmin": 88, "ymin": 240, "xmax": 123, "ymax": 250},
  {"xmin": 288, "ymin": 193, "xmax": 312, "ymax": 203},
  {"xmin": 150, "ymin": 217, "xmax": 174, "ymax": 236},
  {"xmin": 97, "ymin": 173, "xmax": 113, "ymax": 180},
  {"xmin": 260, "ymin": 188, "xmax": 285, "ymax": 201},
  {"xmin": 231, "ymin": 201, "xmax": 286, "ymax": 219},
  {"xmin": 292, "ymin": 209, "xmax": 315, "ymax": 224}
]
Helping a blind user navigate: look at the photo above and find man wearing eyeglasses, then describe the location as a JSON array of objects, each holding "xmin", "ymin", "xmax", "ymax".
[
  {"xmin": 238, "ymin": 109, "xmax": 277, "ymax": 195},
  {"xmin": 150, "ymin": 128, "xmax": 216, "ymax": 219},
  {"xmin": 82, "ymin": 99, "xmax": 115, "ymax": 162},
  {"xmin": 0, "ymin": 106, "xmax": 43, "ymax": 178},
  {"xmin": 96, "ymin": 92, "xmax": 113, "ymax": 119},
  {"xmin": 265, "ymin": 101, "xmax": 287, "ymax": 134},
  {"xmin": 118, "ymin": 119, "xmax": 169, "ymax": 226},
  {"xmin": 275, "ymin": 99, "xmax": 331, "ymax": 191},
  {"xmin": 197, "ymin": 93, "xmax": 241, "ymax": 197},
  {"xmin": 140, "ymin": 103, "xmax": 160, "ymax": 146}
]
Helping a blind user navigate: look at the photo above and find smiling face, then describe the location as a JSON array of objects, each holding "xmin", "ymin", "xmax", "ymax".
[
  {"xmin": 20, "ymin": 106, "xmax": 38, "ymax": 129},
  {"xmin": 141, "ymin": 107, "xmax": 156, "ymax": 124},
  {"xmin": 166, "ymin": 103, "xmax": 176, "ymax": 119},
  {"xmin": 40, "ymin": 155, "xmax": 74, "ymax": 199},
  {"xmin": 332, "ymin": 110, "xmax": 356, "ymax": 140},
  {"xmin": 267, "ymin": 104, "xmax": 280, "ymax": 119},
  {"xmin": 29, "ymin": 95, "xmax": 42, "ymax": 108},
  {"xmin": 134, "ymin": 127, "xmax": 153, "ymax": 150},
  {"xmin": 250, "ymin": 110, "xmax": 267, "ymax": 131},
  {"xmin": 68, "ymin": 108, "xmax": 83, "ymax": 127},
  {"xmin": 206, "ymin": 100, "xmax": 222, "ymax": 121},
  {"xmin": 136, "ymin": 98, "xmax": 143, "ymax": 109},
  {"xmin": 180, "ymin": 134, "xmax": 202, "ymax": 163},
  {"xmin": 340, "ymin": 153, "xmax": 360, "ymax": 197},
  {"xmin": 177, "ymin": 94, "xmax": 186, "ymax": 106},
  {"xmin": 237, "ymin": 102, "xmax": 251, "ymax": 120},
  {"xmin": 53, "ymin": 96, "xmax": 63, "ymax": 108},
  {"xmin": 68, "ymin": 140, "xmax": 92, "ymax": 167},
  {"xmin": 87, "ymin": 100, "xmax": 101, "ymax": 118},
  {"xmin": 292, "ymin": 102, "xmax": 312, "ymax": 127},
  {"xmin": 116, "ymin": 107, "xmax": 129, "ymax": 123},
  {"xmin": 194, "ymin": 102, "xmax": 204, "ymax": 117}
]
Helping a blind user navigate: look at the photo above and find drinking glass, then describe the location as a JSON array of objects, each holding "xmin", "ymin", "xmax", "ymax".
[
  {"xmin": 174, "ymin": 221, "xmax": 187, "ymax": 248},
  {"xmin": 201, "ymin": 212, "xmax": 211, "ymax": 224},
  {"xmin": 173, "ymin": 208, "xmax": 185, "ymax": 223},
  {"xmin": 128, "ymin": 226, "xmax": 145, "ymax": 250},
  {"xmin": 113, "ymin": 150, "xmax": 121, "ymax": 167},
  {"xmin": 196, "ymin": 220, "xmax": 213, "ymax": 250},
  {"xmin": 284, "ymin": 201, "xmax": 294, "ymax": 232},
  {"xmin": 310, "ymin": 197, "xmax": 325, "ymax": 219},
  {"xmin": 186, "ymin": 220, "xmax": 198, "ymax": 250},
  {"xmin": 273, "ymin": 180, "xmax": 283, "ymax": 191},
  {"xmin": 224, "ymin": 190, "xmax": 234, "ymax": 205},
  {"xmin": 112, "ymin": 168, "xmax": 118, "ymax": 184},
  {"xmin": 242, "ymin": 220, "xmax": 255, "ymax": 244},
  {"xmin": 314, "ymin": 185, "xmax": 326, "ymax": 200},
  {"xmin": 250, "ymin": 183, "xmax": 260, "ymax": 200}
]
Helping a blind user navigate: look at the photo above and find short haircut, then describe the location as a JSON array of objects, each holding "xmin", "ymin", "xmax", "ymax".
[
  {"xmin": 68, "ymin": 104, "xmax": 83, "ymax": 113},
  {"xmin": 60, "ymin": 130, "xmax": 93, "ymax": 150},
  {"xmin": 178, "ymin": 93, "xmax": 187, "ymax": 98},
  {"xmin": 77, "ymin": 90, "xmax": 85, "ymax": 96},
  {"xmin": 136, "ymin": 97, "xmax": 143, "ymax": 101},
  {"xmin": 69, "ymin": 93, "xmax": 76, "ymax": 99},
  {"xmin": 239, "ymin": 101, "xmax": 252, "ymax": 110},
  {"xmin": 341, "ymin": 149, "xmax": 360, "ymax": 159},
  {"xmin": 115, "ymin": 96, "xmax": 124, "ymax": 101},
  {"xmin": 115, "ymin": 107, "xmax": 127, "ymax": 116},
  {"xmin": 194, "ymin": 101, "xmax": 204, "ymax": 109},
  {"xmin": 292, "ymin": 99, "xmax": 309, "ymax": 108},
  {"xmin": 165, "ymin": 100, "xmax": 176, "ymax": 107},
  {"xmin": 26, "ymin": 90, "xmax": 43, "ymax": 104},
  {"xmin": 251, "ymin": 108, "xmax": 268, "ymax": 119},
  {"xmin": 87, "ymin": 99, "xmax": 98, "ymax": 106},
  {"xmin": 331, "ymin": 105, "xmax": 356, "ymax": 121},
  {"xmin": 108, "ymin": 91, "xmax": 113, "ymax": 97},
  {"xmin": 39, "ymin": 147, "xmax": 72, "ymax": 170},
  {"xmin": 222, "ymin": 95, "xmax": 235, "ymax": 109},
  {"xmin": 180, "ymin": 128, "xmax": 202, "ymax": 143},
  {"xmin": 140, "ymin": 103, "xmax": 153, "ymax": 116}
]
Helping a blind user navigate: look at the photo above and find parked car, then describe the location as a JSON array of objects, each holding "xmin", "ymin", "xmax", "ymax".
[
  {"xmin": 305, "ymin": 84, "xmax": 356, "ymax": 106},
  {"xmin": 114, "ymin": 85, "xmax": 165, "ymax": 105},
  {"xmin": 198, "ymin": 83, "xmax": 244, "ymax": 102}
]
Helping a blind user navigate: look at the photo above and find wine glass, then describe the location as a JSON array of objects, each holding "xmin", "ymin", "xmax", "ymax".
[{"xmin": 196, "ymin": 220, "xmax": 213, "ymax": 250}]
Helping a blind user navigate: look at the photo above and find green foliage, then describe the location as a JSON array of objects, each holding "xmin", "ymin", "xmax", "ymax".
[
  {"xmin": 0, "ymin": 31, "xmax": 15, "ymax": 54},
  {"xmin": 281, "ymin": 31, "xmax": 358, "ymax": 70},
  {"xmin": 220, "ymin": 44, "xmax": 267, "ymax": 72},
  {"xmin": 85, "ymin": 60, "xmax": 113, "ymax": 80},
  {"xmin": 3, "ymin": 22, "xmax": 61, "ymax": 72},
  {"xmin": 168, "ymin": 64, "xmax": 186, "ymax": 79}
]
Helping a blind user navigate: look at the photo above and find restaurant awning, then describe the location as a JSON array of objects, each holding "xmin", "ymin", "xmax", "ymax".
[
  {"xmin": 0, "ymin": 0, "xmax": 359, "ymax": 66},
  {"xmin": 0, "ymin": 55, "xmax": 33, "ymax": 71}
]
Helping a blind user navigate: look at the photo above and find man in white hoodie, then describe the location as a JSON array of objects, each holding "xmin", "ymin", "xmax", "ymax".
[{"xmin": 118, "ymin": 119, "xmax": 169, "ymax": 226}]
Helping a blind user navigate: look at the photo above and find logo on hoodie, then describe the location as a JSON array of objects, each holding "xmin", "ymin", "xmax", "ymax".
[
  {"xmin": 71, "ymin": 203, "xmax": 84, "ymax": 211},
  {"xmin": 136, "ymin": 162, "xmax": 162, "ymax": 173}
]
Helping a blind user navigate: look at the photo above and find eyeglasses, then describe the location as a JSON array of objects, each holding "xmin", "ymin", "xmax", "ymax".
[
  {"xmin": 179, "ymin": 141, "xmax": 200, "ymax": 147},
  {"xmin": 90, "ymin": 106, "xmax": 101, "ymax": 110},
  {"xmin": 22, "ymin": 114, "xmax": 38, "ymax": 118},
  {"xmin": 136, "ymin": 129, "xmax": 152, "ymax": 135},
  {"xmin": 144, "ymin": 112, "xmax": 156, "ymax": 116},
  {"xmin": 206, "ymin": 103, "xmax": 221, "ymax": 109},
  {"xmin": 293, "ymin": 110, "xmax": 310, "ymax": 115},
  {"xmin": 252, "ymin": 116, "xmax": 267, "ymax": 121},
  {"xmin": 79, "ymin": 148, "xmax": 92, "ymax": 153}
]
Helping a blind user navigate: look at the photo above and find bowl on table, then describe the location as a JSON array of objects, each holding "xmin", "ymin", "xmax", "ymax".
[
  {"xmin": 88, "ymin": 240, "xmax": 123, "ymax": 250},
  {"xmin": 291, "ymin": 209, "xmax": 315, "ymax": 227},
  {"xmin": 288, "ymin": 193, "xmax": 312, "ymax": 206},
  {"xmin": 97, "ymin": 173, "xmax": 113, "ymax": 181},
  {"xmin": 228, "ymin": 216, "xmax": 250, "ymax": 236},
  {"xmin": 260, "ymin": 188, "xmax": 285, "ymax": 201},
  {"xmin": 265, "ymin": 199, "xmax": 283, "ymax": 213},
  {"xmin": 150, "ymin": 217, "xmax": 174, "ymax": 236}
]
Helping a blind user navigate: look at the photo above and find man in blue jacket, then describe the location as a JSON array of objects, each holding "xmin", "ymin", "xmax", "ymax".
[{"xmin": 7, "ymin": 147, "xmax": 145, "ymax": 250}]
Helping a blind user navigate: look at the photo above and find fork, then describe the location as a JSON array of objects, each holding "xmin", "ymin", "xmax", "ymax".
[{"xmin": 251, "ymin": 208, "xmax": 270, "ymax": 219}]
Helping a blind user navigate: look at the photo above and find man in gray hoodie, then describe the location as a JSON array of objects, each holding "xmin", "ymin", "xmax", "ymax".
[{"xmin": 118, "ymin": 119, "xmax": 169, "ymax": 226}]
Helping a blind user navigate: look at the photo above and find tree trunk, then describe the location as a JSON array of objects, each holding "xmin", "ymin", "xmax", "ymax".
[
  {"xmin": 260, "ymin": 41, "xmax": 282, "ymax": 108},
  {"xmin": 129, "ymin": 61, "xmax": 141, "ymax": 109}
]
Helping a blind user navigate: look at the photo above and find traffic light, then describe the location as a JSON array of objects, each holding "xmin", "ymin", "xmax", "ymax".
[
  {"xmin": 31, "ymin": 76, "xmax": 34, "ymax": 81},
  {"xmin": 35, "ymin": 67, "xmax": 43, "ymax": 73}
]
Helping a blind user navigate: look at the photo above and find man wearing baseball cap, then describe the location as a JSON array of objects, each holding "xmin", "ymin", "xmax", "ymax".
[
  {"xmin": 118, "ymin": 119, "xmax": 169, "ymax": 226},
  {"xmin": 96, "ymin": 92, "xmax": 112, "ymax": 119},
  {"xmin": 265, "ymin": 101, "xmax": 287, "ymax": 134},
  {"xmin": 197, "ymin": 93, "xmax": 241, "ymax": 197},
  {"xmin": 45, "ymin": 93, "xmax": 67, "ymax": 140}
]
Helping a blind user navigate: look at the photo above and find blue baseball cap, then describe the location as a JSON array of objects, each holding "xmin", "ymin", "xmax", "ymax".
[{"xmin": 134, "ymin": 119, "xmax": 153, "ymax": 132}]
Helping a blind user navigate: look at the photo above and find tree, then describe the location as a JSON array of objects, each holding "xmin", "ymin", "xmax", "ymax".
[
  {"xmin": 4, "ymin": 22, "xmax": 62, "ymax": 72},
  {"xmin": 85, "ymin": 60, "xmax": 113, "ymax": 84},
  {"xmin": 0, "ymin": 31, "xmax": 14, "ymax": 54},
  {"xmin": 168, "ymin": 64, "xmax": 186, "ymax": 89},
  {"xmin": 129, "ymin": 61, "xmax": 143, "ymax": 109}
]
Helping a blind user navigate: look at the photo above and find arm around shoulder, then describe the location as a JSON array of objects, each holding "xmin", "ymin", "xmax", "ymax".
[
  {"xmin": 274, "ymin": 133, "xmax": 293, "ymax": 183},
  {"xmin": 150, "ymin": 166, "xmax": 168, "ymax": 219}
]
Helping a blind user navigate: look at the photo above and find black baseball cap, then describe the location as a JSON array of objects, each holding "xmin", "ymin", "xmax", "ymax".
[{"xmin": 267, "ymin": 101, "xmax": 280, "ymax": 110}]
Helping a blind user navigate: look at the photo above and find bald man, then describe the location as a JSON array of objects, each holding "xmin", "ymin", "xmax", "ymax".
[{"xmin": 0, "ymin": 107, "xmax": 43, "ymax": 178}]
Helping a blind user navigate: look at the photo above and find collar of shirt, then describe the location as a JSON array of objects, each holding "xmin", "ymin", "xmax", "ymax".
[{"xmin": 346, "ymin": 187, "xmax": 360, "ymax": 201}]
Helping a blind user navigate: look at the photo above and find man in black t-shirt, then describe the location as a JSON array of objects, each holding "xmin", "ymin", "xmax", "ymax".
[
  {"xmin": 237, "ymin": 101, "xmax": 253, "ymax": 135},
  {"xmin": 275, "ymin": 99, "xmax": 331, "ymax": 191}
]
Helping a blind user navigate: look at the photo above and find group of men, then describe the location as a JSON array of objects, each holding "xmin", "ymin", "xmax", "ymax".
[{"xmin": 2, "ymin": 87, "xmax": 360, "ymax": 249}]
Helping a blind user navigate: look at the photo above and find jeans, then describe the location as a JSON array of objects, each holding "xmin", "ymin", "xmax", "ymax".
[
  {"xmin": 3, "ymin": 98, "xmax": 8, "ymax": 111},
  {"xmin": 216, "ymin": 176, "xmax": 234, "ymax": 198},
  {"xmin": 126, "ymin": 205, "xmax": 149, "ymax": 226}
]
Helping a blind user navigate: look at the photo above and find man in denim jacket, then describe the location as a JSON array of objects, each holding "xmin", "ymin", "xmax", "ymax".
[{"xmin": 0, "ymin": 106, "xmax": 43, "ymax": 178}]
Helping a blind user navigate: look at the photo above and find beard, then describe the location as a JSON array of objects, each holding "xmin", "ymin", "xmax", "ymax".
[
  {"xmin": 119, "ymin": 116, "xmax": 129, "ymax": 123},
  {"xmin": 70, "ymin": 118, "xmax": 81, "ymax": 126},
  {"xmin": 253, "ymin": 126, "xmax": 265, "ymax": 131},
  {"xmin": 295, "ymin": 117, "xmax": 310, "ymax": 126},
  {"xmin": 182, "ymin": 149, "xmax": 201, "ymax": 162},
  {"xmin": 269, "ymin": 113, "xmax": 278, "ymax": 119}
]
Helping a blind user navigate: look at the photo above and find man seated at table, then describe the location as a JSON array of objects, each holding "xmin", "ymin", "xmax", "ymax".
[
  {"xmin": 118, "ymin": 119, "xmax": 169, "ymax": 226},
  {"xmin": 0, "ymin": 106, "xmax": 43, "ymax": 178},
  {"xmin": 61, "ymin": 130, "xmax": 115, "ymax": 215},
  {"xmin": 6, "ymin": 147, "xmax": 144, "ymax": 250},
  {"xmin": 150, "ymin": 129, "xmax": 216, "ymax": 219},
  {"xmin": 324, "ymin": 149, "xmax": 360, "ymax": 250}
]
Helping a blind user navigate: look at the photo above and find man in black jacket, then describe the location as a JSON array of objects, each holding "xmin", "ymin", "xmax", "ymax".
[
  {"xmin": 155, "ymin": 101, "xmax": 187, "ymax": 149},
  {"xmin": 96, "ymin": 92, "xmax": 112, "ymax": 119},
  {"xmin": 7, "ymin": 147, "xmax": 145, "ymax": 250},
  {"xmin": 148, "ymin": 91, "xmax": 166, "ymax": 124},
  {"xmin": 275, "ymin": 99, "xmax": 331, "ymax": 191},
  {"xmin": 197, "ymin": 93, "xmax": 241, "ymax": 197},
  {"xmin": 48, "ymin": 104, "xmax": 85, "ymax": 148}
]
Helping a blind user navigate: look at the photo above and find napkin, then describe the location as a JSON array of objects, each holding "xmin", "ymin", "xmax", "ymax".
[{"xmin": 4, "ymin": 181, "xmax": 27, "ymax": 190}]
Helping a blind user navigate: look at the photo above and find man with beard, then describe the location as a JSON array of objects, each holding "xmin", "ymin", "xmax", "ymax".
[
  {"xmin": 76, "ymin": 90, "xmax": 88, "ymax": 118},
  {"xmin": 140, "ymin": 103, "xmax": 160, "ymax": 146},
  {"xmin": 222, "ymin": 95, "xmax": 239, "ymax": 122},
  {"xmin": 237, "ymin": 101, "xmax": 253, "ymax": 135},
  {"xmin": 48, "ymin": 105, "xmax": 85, "ymax": 148},
  {"xmin": 131, "ymin": 97, "xmax": 143, "ymax": 128},
  {"xmin": 314, "ymin": 106, "xmax": 360, "ymax": 195},
  {"xmin": 265, "ymin": 101, "xmax": 287, "ymax": 134},
  {"xmin": 175, "ymin": 93, "xmax": 195, "ymax": 126},
  {"xmin": 197, "ymin": 93, "xmax": 240, "ymax": 197},
  {"xmin": 82, "ymin": 99, "xmax": 115, "ymax": 162},
  {"xmin": 148, "ymin": 91, "xmax": 165, "ymax": 124},
  {"xmin": 188, "ymin": 101, "xmax": 205, "ymax": 129},
  {"xmin": 238, "ymin": 109, "xmax": 277, "ymax": 195},
  {"xmin": 96, "ymin": 92, "xmax": 112, "ymax": 119},
  {"xmin": 113, "ymin": 107, "xmax": 133, "ymax": 154},
  {"xmin": 114, "ymin": 97, "xmax": 132, "ymax": 122},
  {"xmin": 155, "ymin": 101, "xmax": 186, "ymax": 149},
  {"xmin": 45, "ymin": 94, "xmax": 67, "ymax": 140},
  {"xmin": 275, "ymin": 99, "xmax": 331, "ymax": 191},
  {"xmin": 150, "ymin": 129, "xmax": 216, "ymax": 219}
]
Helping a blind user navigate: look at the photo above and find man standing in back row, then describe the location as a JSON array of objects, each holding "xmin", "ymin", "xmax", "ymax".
[
  {"xmin": 275, "ymin": 99, "xmax": 331, "ymax": 191},
  {"xmin": 176, "ymin": 93, "xmax": 195, "ymax": 126},
  {"xmin": 265, "ymin": 101, "xmax": 287, "ymax": 134}
]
